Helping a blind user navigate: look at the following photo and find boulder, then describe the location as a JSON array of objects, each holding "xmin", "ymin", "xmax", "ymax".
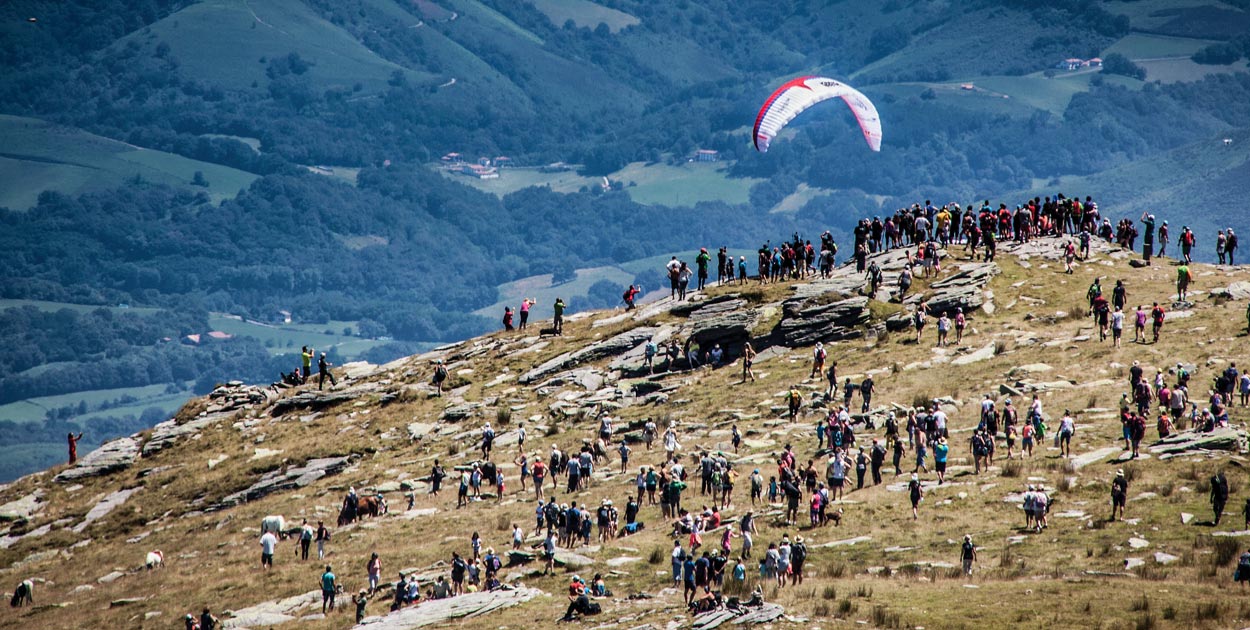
[
  {"xmin": 54, "ymin": 437, "xmax": 141, "ymax": 483},
  {"xmin": 951, "ymin": 343, "xmax": 996, "ymax": 366},
  {"xmin": 777, "ymin": 296, "xmax": 871, "ymax": 346},
  {"xmin": 908, "ymin": 262, "xmax": 1000, "ymax": 315},
  {"xmin": 689, "ymin": 303, "xmax": 759, "ymax": 349},
  {"xmin": 0, "ymin": 491, "xmax": 43, "ymax": 523}
]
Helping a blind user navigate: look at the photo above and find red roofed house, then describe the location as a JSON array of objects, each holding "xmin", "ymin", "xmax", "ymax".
[
  {"xmin": 183, "ymin": 334, "xmax": 201, "ymax": 345},
  {"xmin": 206, "ymin": 331, "xmax": 233, "ymax": 340}
]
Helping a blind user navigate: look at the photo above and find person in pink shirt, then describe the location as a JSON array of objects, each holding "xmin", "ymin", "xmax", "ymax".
[{"xmin": 519, "ymin": 298, "xmax": 533, "ymax": 330}]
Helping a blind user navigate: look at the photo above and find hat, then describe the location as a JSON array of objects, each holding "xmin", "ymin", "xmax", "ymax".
[
  {"xmin": 964, "ymin": 534, "xmax": 972, "ymax": 542},
  {"xmin": 911, "ymin": 473, "xmax": 919, "ymax": 481},
  {"xmin": 1116, "ymin": 469, "xmax": 1125, "ymax": 477},
  {"xmin": 796, "ymin": 536, "xmax": 804, "ymax": 543},
  {"xmin": 1027, "ymin": 485, "xmax": 1035, "ymax": 491}
]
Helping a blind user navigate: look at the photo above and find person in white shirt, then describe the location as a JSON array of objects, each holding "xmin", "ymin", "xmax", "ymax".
[
  {"xmin": 1058, "ymin": 411, "xmax": 1076, "ymax": 458},
  {"xmin": 260, "ymin": 531, "xmax": 278, "ymax": 569},
  {"xmin": 1111, "ymin": 306, "xmax": 1125, "ymax": 348}
]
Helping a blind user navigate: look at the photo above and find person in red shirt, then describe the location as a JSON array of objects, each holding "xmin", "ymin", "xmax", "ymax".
[{"xmin": 67, "ymin": 432, "xmax": 84, "ymax": 465}]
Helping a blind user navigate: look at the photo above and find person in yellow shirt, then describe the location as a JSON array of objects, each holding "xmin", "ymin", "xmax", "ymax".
[{"xmin": 935, "ymin": 206, "xmax": 952, "ymax": 246}]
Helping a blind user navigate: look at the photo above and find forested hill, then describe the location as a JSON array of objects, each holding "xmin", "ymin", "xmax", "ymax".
[{"xmin": 0, "ymin": 0, "xmax": 1249, "ymax": 480}]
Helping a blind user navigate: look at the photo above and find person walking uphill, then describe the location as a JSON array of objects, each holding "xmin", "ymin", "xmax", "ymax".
[
  {"xmin": 1212, "ymin": 470, "xmax": 1230, "ymax": 525},
  {"xmin": 321, "ymin": 565, "xmax": 337, "ymax": 614}
]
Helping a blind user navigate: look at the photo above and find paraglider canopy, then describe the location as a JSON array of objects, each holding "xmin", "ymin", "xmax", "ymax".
[{"xmin": 753, "ymin": 76, "xmax": 882, "ymax": 153}]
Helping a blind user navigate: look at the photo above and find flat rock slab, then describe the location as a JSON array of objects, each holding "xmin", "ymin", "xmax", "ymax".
[
  {"xmin": 54, "ymin": 437, "xmax": 141, "ymax": 483},
  {"xmin": 144, "ymin": 412, "xmax": 232, "ymax": 456},
  {"xmin": 1155, "ymin": 552, "xmax": 1179, "ymax": 565},
  {"xmin": 520, "ymin": 327, "xmax": 658, "ymax": 384},
  {"xmin": 692, "ymin": 603, "xmax": 785, "ymax": 629},
  {"xmin": 818, "ymin": 535, "xmax": 872, "ymax": 548},
  {"xmin": 213, "ymin": 456, "xmax": 353, "ymax": 510},
  {"xmin": 1071, "ymin": 447, "xmax": 1121, "ymax": 470},
  {"xmin": 1148, "ymin": 427, "xmax": 1246, "ymax": 455},
  {"xmin": 355, "ymin": 586, "xmax": 545, "ymax": 629},
  {"xmin": 951, "ymin": 343, "xmax": 997, "ymax": 366},
  {"xmin": 1128, "ymin": 537, "xmax": 1150, "ymax": 549},
  {"xmin": 224, "ymin": 589, "xmax": 322, "ymax": 628},
  {"xmin": 0, "ymin": 491, "xmax": 44, "ymax": 522},
  {"xmin": 74, "ymin": 487, "xmax": 140, "ymax": 533}
]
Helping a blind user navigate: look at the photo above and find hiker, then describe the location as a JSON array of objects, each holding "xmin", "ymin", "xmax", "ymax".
[
  {"xmin": 811, "ymin": 342, "xmax": 826, "ymax": 379},
  {"xmin": 298, "ymin": 519, "xmax": 313, "ymax": 560},
  {"xmin": 860, "ymin": 375, "xmax": 875, "ymax": 413},
  {"xmin": 1111, "ymin": 469, "xmax": 1128, "ymax": 521},
  {"xmin": 321, "ymin": 565, "xmax": 337, "ymax": 613},
  {"xmin": 870, "ymin": 439, "xmax": 885, "ymax": 485},
  {"xmin": 199, "ymin": 608, "xmax": 219, "ymax": 630},
  {"xmin": 1212, "ymin": 470, "xmax": 1230, "ymax": 525},
  {"xmin": 934, "ymin": 436, "xmax": 949, "ymax": 483},
  {"xmin": 677, "ymin": 262, "xmax": 692, "ymax": 301},
  {"xmin": 1229, "ymin": 228, "xmax": 1239, "ymax": 265},
  {"xmin": 1236, "ymin": 549, "xmax": 1250, "ymax": 588},
  {"xmin": 67, "ymin": 431, "xmax": 83, "ymax": 465},
  {"xmin": 623, "ymin": 285, "xmax": 640, "ymax": 311},
  {"xmin": 1057, "ymin": 410, "xmax": 1075, "ymax": 458},
  {"xmin": 1180, "ymin": 226, "xmax": 1195, "ymax": 263},
  {"xmin": 481, "ymin": 422, "xmax": 495, "ymax": 459},
  {"xmin": 352, "ymin": 590, "xmax": 368, "ymax": 624},
  {"xmin": 317, "ymin": 353, "xmax": 337, "ymax": 390},
  {"xmin": 520, "ymin": 298, "xmax": 532, "ymax": 329},
  {"xmin": 553, "ymin": 298, "xmax": 566, "ymax": 334},
  {"xmin": 367, "ymin": 552, "xmax": 382, "ymax": 594},
  {"xmin": 1150, "ymin": 302, "xmax": 1166, "ymax": 343},
  {"xmin": 960, "ymin": 535, "xmax": 977, "ymax": 576},
  {"xmin": 260, "ymin": 529, "xmax": 278, "ymax": 569},
  {"xmin": 503, "ymin": 306, "xmax": 514, "ymax": 331},
  {"xmin": 302, "ymin": 346, "xmax": 313, "ymax": 380},
  {"xmin": 786, "ymin": 386, "xmax": 802, "ymax": 422},
  {"xmin": 908, "ymin": 473, "xmax": 923, "ymax": 519},
  {"xmin": 315, "ymin": 520, "xmax": 330, "ymax": 560},
  {"xmin": 432, "ymin": 360, "xmax": 448, "ymax": 396},
  {"xmin": 696, "ymin": 248, "xmax": 711, "ymax": 291}
]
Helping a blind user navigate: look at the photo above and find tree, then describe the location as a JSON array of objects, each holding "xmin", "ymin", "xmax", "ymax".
[
  {"xmin": 1192, "ymin": 43, "xmax": 1242, "ymax": 65},
  {"xmin": 191, "ymin": 171, "xmax": 209, "ymax": 187},
  {"xmin": 868, "ymin": 25, "xmax": 911, "ymax": 63},
  {"xmin": 551, "ymin": 261, "xmax": 577, "ymax": 285},
  {"xmin": 1101, "ymin": 53, "xmax": 1146, "ymax": 80}
]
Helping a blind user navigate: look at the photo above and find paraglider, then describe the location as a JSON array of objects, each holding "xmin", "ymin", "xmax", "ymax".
[{"xmin": 753, "ymin": 76, "xmax": 882, "ymax": 153}]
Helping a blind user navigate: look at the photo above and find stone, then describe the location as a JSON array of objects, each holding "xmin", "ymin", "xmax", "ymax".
[
  {"xmin": 519, "ymin": 327, "xmax": 658, "ymax": 384},
  {"xmin": 1154, "ymin": 552, "xmax": 1179, "ymax": 565},
  {"xmin": 777, "ymin": 296, "xmax": 871, "ymax": 346},
  {"xmin": 54, "ymin": 437, "xmax": 141, "ymax": 483},
  {"xmin": 74, "ymin": 487, "xmax": 141, "ymax": 533},
  {"xmin": 1148, "ymin": 427, "xmax": 1246, "ymax": 455},
  {"xmin": 606, "ymin": 556, "xmax": 642, "ymax": 567},
  {"xmin": 354, "ymin": 586, "xmax": 544, "ymax": 628},
  {"xmin": 110, "ymin": 597, "xmax": 148, "ymax": 608},
  {"xmin": 0, "ymin": 491, "xmax": 44, "ymax": 522},
  {"xmin": 691, "ymin": 603, "xmax": 785, "ymax": 629},
  {"xmin": 97, "ymin": 571, "xmax": 126, "ymax": 584},
  {"xmin": 1181, "ymin": 512, "xmax": 1195, "ymax": 525},
  {"xmin": 213, "ymin": 456, "xmax": 354, "ymax": 510},
  {"xmin": 1070, "ymin": 446, "xmax": 1120, "ymax": 470},
  {"xmin": 1128, "ymin": 537, "xmax": 1149, "ymax": 549},
  {"xmin": 817, "ymin": 535, "xmax": 872, "ymax": 548},
  {"xmin": 270, "ymin": 389, "xmax": 366, "ymax": 416},
  {"xmin": 553, "ymin": 549, "xmax": 595, "ymax": 568},
  {"xmin": 223, "ymin": 588, "xmax": 323, "ymax": 629},
  {"xmin": 951, "ymin": 343, "xmax": 996, "ymax": 366},
  {"xmin": 1123, "ymin": 558, "xmax": 1145, "ymax": 571}
]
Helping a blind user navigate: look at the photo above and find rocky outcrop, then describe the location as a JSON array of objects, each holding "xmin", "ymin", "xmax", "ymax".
[
  {"xmin": 54, "ymin": 437, "xmax": 141, "ymax": 483},
  {"xmin": 689, "ymin": 299, "xmax": 759, "ymax": 345},
  {"xmin": 907, "ymin": 262, "xmax": 999, "ymax": 315},
  {"xmin": 519, "ymin": 327, "xmax": 657, "ymax": 384},
  {"xmin": 777, "ymin": 296, "xmax": 870, "ymax": 346},
  {"xmin": 0, "ymin": 491, "xmax": 43, "ymax": 523},
  {"xmin": 270, "ymin": 390, "xmax": 365, "ymax": 416},
  {"xmin": 212, "ymin": 456, "xmax": 354, "ymax": 510},
  {"xmin": 207, "ymin": 383, "xmax": 276, "ymax": 413},
  {"xmin": 693, "ymin": 603, "xmax": 786, "ymax": 629},
  {"xmin": 354, "ymin": 586, "xmax": 545, "ymax": 629},
  {"xmin": 223, "ymin": 589, "xmax": 322, "ymax": 629}
]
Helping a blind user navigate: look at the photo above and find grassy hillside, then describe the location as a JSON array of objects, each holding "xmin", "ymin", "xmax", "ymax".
[
  {"xmin": 0, "ymin": 115, "xmax": 257, "ymax": 210},
  {"xmin": 6, "ymin": 236, "xmax": 1250, "ymax": 629},
  {"xmin": 115, "ymin": 0, "xmax": 426, "ymax": 93},
  {"xmin": 527, "ymin": 0, "xmax": 639, "ymax": 32}
]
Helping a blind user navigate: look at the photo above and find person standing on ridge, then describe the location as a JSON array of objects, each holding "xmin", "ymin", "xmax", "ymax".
[
  {"xmin": 301, "ymin": 346, "xmax": 313, "ymax": 380},
  {"xmin": 1140, "ymin": 212, "xmax": 1155, "ymax": 264},
  {"xmin": 67, "ymin": 431, "xmax": 84, "ymax": 465},
  {"xmin": 1212, "ymin": 470, "xmax": 1230, "ymax": 525},
  {"xmin": 318, "ymin": 352, "xmax": 337, "ymax": 390},
  {"xmin": 519, "ymin": 298, "xmax": 532, "ymax": 330},
  {"xmin": 1229, "ymin": 228, "xmax": 1239, "ymax": 265},
  {"xmin": 667, "ymin": 256, "xmax": 681, "ymax": 298},
  {"xmin": 696, "ymin": 248, "xmax": 711, "ymax": 291},
  {"xmin": 1180, "ymin": 226, "xmax": 1195, "ymax": 263},
  {"xmin": 503, "ymin": 306, "xmax": 514, "ymax": 332},
  {"xmin": 553, "ymin": 298, "xmax": 566, "ymax": 334}
]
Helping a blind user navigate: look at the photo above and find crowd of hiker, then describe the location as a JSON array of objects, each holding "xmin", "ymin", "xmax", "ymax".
[{"xmin": 147, "ymin": 192, "xmax": 1250, "ymax": 625}]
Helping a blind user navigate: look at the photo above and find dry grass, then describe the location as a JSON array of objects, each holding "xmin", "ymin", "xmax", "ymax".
[{"xmin": 3, "ymin": 237, "xmax": 1250, "ymax": 629}]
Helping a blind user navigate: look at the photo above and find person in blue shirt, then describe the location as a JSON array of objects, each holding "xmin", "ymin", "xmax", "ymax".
[
  {"xmin": 732, "ymin": 557, "xmax": 746, "ymax": 582},
  {"xmin": 682, "ymin": 555, "xmax": 697, "ymax": 605},
  {"xmin": 321, "ymin": 565, "xmax": 337, "ymax": 613}
]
